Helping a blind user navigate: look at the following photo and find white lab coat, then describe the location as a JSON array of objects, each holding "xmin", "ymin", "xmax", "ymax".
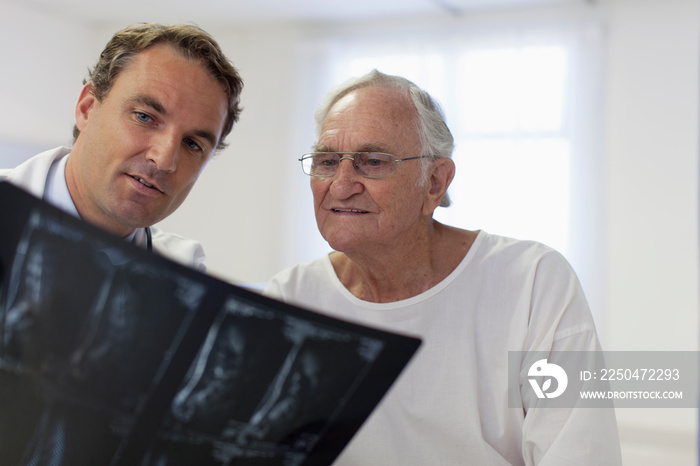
[{"xmin": 0, "ymin": 147, "xmax": 206, "ymax": 271}]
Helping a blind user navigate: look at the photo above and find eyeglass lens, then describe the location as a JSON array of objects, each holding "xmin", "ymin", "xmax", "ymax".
[{"xmin": 303, "ymin": 153, "xmax": 397, "ymax": 178}]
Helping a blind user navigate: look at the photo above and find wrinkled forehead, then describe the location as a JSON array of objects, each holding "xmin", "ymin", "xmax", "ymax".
[
  {"xmin": 329, "ymin": 86, "xmax": 416, "ymax": 123},
  {"xmin": 320, "ymin": 86, "xmax": 421, "ymax": 153}
]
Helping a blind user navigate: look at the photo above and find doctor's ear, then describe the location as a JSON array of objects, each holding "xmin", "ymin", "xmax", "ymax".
[
  {"xmin": 75, "ymin": 83, "xmax": 98, "ymax": 132},
  {"xmin": 422, "ymin": 157, "xmax": 455, "ymax": 215}
]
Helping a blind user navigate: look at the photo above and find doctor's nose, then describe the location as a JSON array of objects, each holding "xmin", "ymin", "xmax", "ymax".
[{"xmin": 147, "ymin": 135, "xmax": 180, "ymax": 172}]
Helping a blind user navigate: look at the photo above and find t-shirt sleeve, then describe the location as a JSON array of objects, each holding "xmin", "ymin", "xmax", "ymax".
[{"xmin": 519, "ymin": 250, "xmax": 622, "ymax": 466}]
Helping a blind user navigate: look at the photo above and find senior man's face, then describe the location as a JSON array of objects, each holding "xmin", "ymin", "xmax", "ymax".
[
  {"xmin": 68, "ymin": 44, "xmax": 228, "ymax": 237},
  {"xmin": 311, "ymin": 86, "xmax": 431, "ymax": 254}
]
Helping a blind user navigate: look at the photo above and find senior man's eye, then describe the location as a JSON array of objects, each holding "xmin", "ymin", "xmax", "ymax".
[
  {"xmin": 361, "ymin": 153, "xmax": 392, "ymax": 166},
  {"xmin": 315, "ymin": 154, "xmax": 339, "ymax": 166}
]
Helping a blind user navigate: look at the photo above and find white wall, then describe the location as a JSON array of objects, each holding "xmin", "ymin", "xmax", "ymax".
[
  {"xmin": 0, "ymin": 3, "xmax": 91, "ymax": 150},
  {"xmin": 603, "ymin": 0, "xmax": 699, "ymax": 463},
  {"xmin": 606, "ymin": 0, "xmax": 699, "ymax": 351},
  {"xmin": 0, "ymin": 0, "xmax": 697, "ymax": 463}
]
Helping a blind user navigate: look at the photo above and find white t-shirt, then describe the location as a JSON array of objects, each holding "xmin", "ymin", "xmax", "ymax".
[{"xmin": 265, "ymin": 231, "xmax": 621, "ymax": 465}]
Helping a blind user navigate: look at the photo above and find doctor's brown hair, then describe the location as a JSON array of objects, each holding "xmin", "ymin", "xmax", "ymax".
[{"xmin": 72, "ymin": 23, "xmax": 243, "ymax": 150}]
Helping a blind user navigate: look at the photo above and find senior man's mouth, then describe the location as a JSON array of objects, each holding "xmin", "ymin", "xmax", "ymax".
[{"xmin": 332, "ymin": 208, "xmax": 369, "ymax": 213}]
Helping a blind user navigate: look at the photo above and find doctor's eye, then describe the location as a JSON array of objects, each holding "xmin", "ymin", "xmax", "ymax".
[
  {"xmin": 184, "ymin": 138, "xmax": 203, "ymax": 153},
  {"xmin": 134, "ymin": 112, "xmax": 155, "ymax": 124}
]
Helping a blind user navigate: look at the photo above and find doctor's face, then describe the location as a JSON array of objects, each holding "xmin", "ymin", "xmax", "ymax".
[{"xmin": 67, "ymin": 44, "xmax": 228, "ymax": 237}]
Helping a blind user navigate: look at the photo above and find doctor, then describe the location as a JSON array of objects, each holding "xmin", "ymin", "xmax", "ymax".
[{"xmin": 0, "ymin": 23, "xmax": 244, "ymax": 271}]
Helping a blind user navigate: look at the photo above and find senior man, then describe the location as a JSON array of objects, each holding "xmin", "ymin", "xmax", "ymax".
[
  {"xmin": 1, "ymin": 23, "xmax": 243, "ymax": 270},
  {"xmin": 265, "ymin": 70, "xmax": 621, "ymax": 465}
]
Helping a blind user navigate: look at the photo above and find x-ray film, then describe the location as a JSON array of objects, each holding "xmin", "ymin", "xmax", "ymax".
[{"xmin": 0, "ymin": 182, "xmax": 421, "ymax": 466}]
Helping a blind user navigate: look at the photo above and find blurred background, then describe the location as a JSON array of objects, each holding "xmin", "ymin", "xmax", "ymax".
[{"xmin": 0, "ymin": 0, "xmax": 697, "ymax": 463}]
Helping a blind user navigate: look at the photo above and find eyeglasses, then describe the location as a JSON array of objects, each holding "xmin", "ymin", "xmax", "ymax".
[{"xmin": 299, "ymin": 152, "xmax": 429, "ymax": 179}]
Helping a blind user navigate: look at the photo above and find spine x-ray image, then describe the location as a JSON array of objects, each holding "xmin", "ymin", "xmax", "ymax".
[{"xmin": 0, "ymin": 182, "xmax": 421, "ymax": 466}]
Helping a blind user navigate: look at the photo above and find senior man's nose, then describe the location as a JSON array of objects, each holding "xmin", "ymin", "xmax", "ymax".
[
  {"xmin": 335, "ymin": 156, "xmax": 363, "ymax": 177},
  {"xmin": 329, "ymin": 156, "xmax": 364, "ymax": 197}
]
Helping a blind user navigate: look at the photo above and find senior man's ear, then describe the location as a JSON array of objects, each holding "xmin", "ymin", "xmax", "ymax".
[{"xmin": 422, "ymin": 157, "xmax": 455, "ymax": 215}]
